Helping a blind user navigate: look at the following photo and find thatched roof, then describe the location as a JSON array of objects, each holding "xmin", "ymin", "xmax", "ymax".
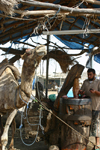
[
  {"xmin": 0, "ymin": 0, "xmax": 18, "ymax": 15},
  {"xmin": 0, "ymin": 0, "xmax": 100, "ymax": 65},
  {"xmin": 0, "ymin": 0, "xmax": 100, "ymax": 48}
]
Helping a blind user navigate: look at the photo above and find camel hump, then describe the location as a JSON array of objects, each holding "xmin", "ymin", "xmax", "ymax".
[{"xmin": 0, "ymin": 58, "xmax": 21, "ymax": 80}]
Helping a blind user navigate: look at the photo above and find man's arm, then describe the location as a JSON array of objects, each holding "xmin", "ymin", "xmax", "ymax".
[
  {"xmin": 90, "ymin": 80, "xmax": 100, "ymax": 96},
  {"xmin": 90, "ymin": 89, "xmax": 100, "ymax": 96}
]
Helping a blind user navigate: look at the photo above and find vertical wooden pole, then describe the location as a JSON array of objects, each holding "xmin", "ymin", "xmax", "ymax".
[
  {"xmin": 0, "ymin": 115, "xmax": 3, "ymax": 150},
  {"xmin": 46, "ymin": 35, "xmax": 50, "ymax": 98},
  {"xmin": 90, "ymin": 55, "xmax": 93, "ymax": 68}
]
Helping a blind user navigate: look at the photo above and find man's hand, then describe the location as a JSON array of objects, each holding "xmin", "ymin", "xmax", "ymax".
[
  {"xmin": 78, "ymin": 90, "xmax": 85, "ymax": 95},
  {"xmin": 90, "ymin": 88, "xmax": 96, "ymax": 94}
]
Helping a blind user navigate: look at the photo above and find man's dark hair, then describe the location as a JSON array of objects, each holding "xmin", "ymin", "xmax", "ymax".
[{"xmin": 87, "ymin": 68, "xmax": 95, "ymax": 74}]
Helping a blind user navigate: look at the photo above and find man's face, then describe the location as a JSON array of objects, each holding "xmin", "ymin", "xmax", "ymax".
[{"xmin": 87, "ymin": 72, "xmax": 95, "ymax": 81}]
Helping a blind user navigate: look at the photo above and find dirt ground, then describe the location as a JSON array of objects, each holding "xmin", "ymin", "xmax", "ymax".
[
  {"xmin": 7, "ymin": 132, "xmax": 95, "ymax": 150},
  {"xmin": 8, "ymin": 138, "xmax": 49, "ymax": 150},
  {"xmin": 7, "ymin": 129, "xmax": 49, "ymax": 150}
]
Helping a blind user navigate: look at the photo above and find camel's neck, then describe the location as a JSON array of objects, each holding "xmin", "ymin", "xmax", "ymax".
[{"xmin": 20, "ymin": 63, "xmax": 35, "ymax": 101}]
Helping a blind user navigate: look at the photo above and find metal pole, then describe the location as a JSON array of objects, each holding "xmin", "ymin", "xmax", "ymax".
[{"xmin": 46, "ymin": 35, "xmax": 50, "ymax": 98}]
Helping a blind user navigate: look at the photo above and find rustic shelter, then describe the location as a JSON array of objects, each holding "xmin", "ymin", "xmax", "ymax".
[
  {"xmin": 0, "ymin": 0, "xmax": 100, "ymax": 65},
  {"xmin": 0, "ymin": 1, "xmax": 100, "ymax": 150}
]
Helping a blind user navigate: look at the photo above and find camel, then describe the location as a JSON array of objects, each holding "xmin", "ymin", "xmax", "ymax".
[{"xmin": 0, "ymin": 45, "xmax": 46, "ymax": 150}]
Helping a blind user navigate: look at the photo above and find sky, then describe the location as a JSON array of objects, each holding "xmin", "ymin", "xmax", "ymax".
[{"xmin": 0, "ymin": 35, "xmax": 100, "ymax": 76}]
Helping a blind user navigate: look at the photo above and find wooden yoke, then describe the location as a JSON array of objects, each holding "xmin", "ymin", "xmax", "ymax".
[
  {"xmin": 73, "ymin": 77, "xmax": 80, "ymax": 98},
  {"xmin": 54, "ymin": 64, "xmax": 84, "ymax": 111}
]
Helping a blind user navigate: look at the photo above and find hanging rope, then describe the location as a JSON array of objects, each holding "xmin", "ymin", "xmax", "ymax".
[
  {"xmin": 33, "ymin": 5, "xmax": 61, "ymax": 35},
  {"xmin": 82, "ymin": 16, "xmax": 90, "ymax": 38}
]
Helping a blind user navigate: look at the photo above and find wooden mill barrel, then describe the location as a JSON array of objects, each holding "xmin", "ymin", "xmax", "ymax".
[{"xmin": 59, "ymin": 97, "xmax": 92, "ymax": 150}]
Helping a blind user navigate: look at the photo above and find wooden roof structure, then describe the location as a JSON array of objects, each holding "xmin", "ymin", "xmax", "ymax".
[{"xmin": 0, "ymin": 0, "xmax": 100, "ymax": 65}]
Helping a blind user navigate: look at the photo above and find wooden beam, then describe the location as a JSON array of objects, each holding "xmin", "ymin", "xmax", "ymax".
[
  {"xmin": 14, "ymin": 8, "xmax": 100, "ymax": 16},
  {"xmin": 1, "ymin": 20, "xmax": 29, "ymax": 32},
  {"xmin": 14, "ymin": 41, "xmax": 35, "ymax": 48},
  {"xmin": 0, "ymin": 22, "xmax": 36, "ymax": 41},
  {"xmin": 82, "ymin": 0, "xmax": 100, "ymax": 5},
  {"xmin": 9, "ymin": 55, "xmax": 21, "ymax": 63},
  {"xmin": 46, "ymin": 35, "xmax": 50, "ymax": 98},
  {"xmin": 69, "ymin": 17, "xmax": 80, "ymax": 30},
  {"xmin": 0, "ymin": 47, "xmax": 25, "ymax": 55},
  {"xmin": 18, "ymin": 0, "xmax": 100, "ymax": 15},
  {"xmin": 68, "ymin": 49, "xmax": 88, "ymax": 56},
  {"xmin": 54, "ymin": 20, "xmax": 99, "ymax": 47},
  {"xmin": 64, "ymin": 18, "xmax": 100, "ymax": 39},
  {"xmin": 14, "ymin": 10, "xmax": 59, "ymax": 17},
  {"xmin": 0, "ymin": 13, "xmax": 39, "ymax": 21},
  {"xmin": 1, "ymin": 29, "xmax": 34, "ymax": 44}
]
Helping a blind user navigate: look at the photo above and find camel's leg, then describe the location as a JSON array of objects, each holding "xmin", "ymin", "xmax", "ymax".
[
  {"xmin": 1, "ymin": 109, "xmax": 17, "ymax": 150},
  {"xmin": 8, "ymin": 118, "xmax": 16, "ymax": 150},
  {"xmin": 0, "ymin": 115, "xmax": 3, "ymax": 150}
]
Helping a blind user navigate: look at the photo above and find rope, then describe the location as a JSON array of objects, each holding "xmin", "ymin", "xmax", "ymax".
[
  {"xmin": 49, "ymin": 5, "xmax": 61, "ymax": 21},
  {"xmin": 82, "ymin": 16, "xmax": 90, "ymax": 38},
  {"xmin": 34, "ymin": 5, "xmax": 61, "ymax": 35},
  {"xmin": 19, "ymin": 92, "xmax": 28, "ymax": 105},
  {"xmin": 19, "ymin": 104, "xmax": 40, "ymax": 146},
  {"xmin": 70, "ymin": 1, "xmax": 84, "ymax": 14},
  {"xmin": 30, "ymin": 94, "xmax": 100, "ymax": 150},
  {"xmin": 25, "ymin": 102, "xmax": 43, "ymax": 129},
  {"xmin": 19, "ymin": 83, "xmax": 44, "ymax": 146},
  {"xmin": 19, "ymin": 111, "xmax": 40, "ymax": 146}
]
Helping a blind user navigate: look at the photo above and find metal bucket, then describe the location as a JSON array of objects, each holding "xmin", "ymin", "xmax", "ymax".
[{"xmin": 59, "ymin": 97, "xmax": 92, "ymax": 150}]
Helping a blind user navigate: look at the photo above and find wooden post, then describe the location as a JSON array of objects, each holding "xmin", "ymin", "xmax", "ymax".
[
  {"xmin": 46, "ymin": 35, "xmax": 50, "ymax": 98},
  {"xmin": 90, "ymin": 54, "xmax": 94, "ymax": 68},
  {"xmin": 54, "ymin": 64, "xmax": 84, "ymax": 110},
  {"xmin": 73, "ymin": 77, "xmax": 80, "ymax": 98}
]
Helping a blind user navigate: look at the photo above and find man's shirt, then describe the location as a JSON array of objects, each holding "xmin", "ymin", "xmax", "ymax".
[{"xmin": 81, "ymin": 78, "xmax": 100, "ymax": 110}]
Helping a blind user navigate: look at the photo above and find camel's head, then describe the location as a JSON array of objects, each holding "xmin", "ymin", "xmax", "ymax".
[{"xmin": 21, "ymin": 45, "xmax": 47, "ymax": 68}]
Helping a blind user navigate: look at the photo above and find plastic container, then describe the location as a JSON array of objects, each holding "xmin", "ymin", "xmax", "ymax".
[{"xmin": 49, "ymin": 94, "xmax": 56, "ymax": 102}]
